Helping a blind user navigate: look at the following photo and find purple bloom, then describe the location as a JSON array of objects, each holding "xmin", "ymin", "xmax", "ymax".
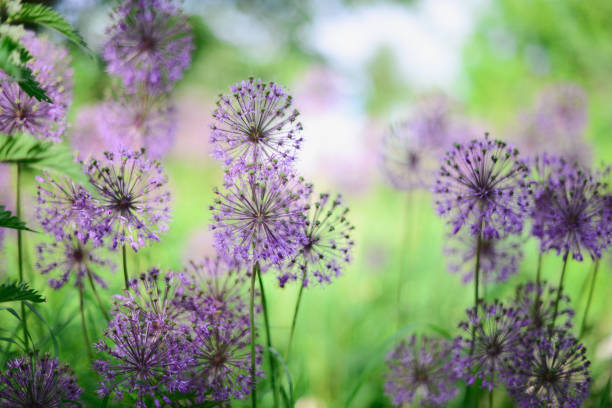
[
  {"xmin": 103, "ymin": 0, "xmax": 193, "ymax": 93},
  {"xmin": 279, "ymin": 193, "xmax": 355, "ymax": 287},
  {"xmin": 433, "ymin": 135, "xmax": 531, "ymax": 238},
  {"xmin": 70, "ymin": 104, "xmax": 110, "ymax": 160},
  {"xmin": 86, "ymin": 149, "xmax": 171, "ymax": 251},
  {"xmin": 36, "ymin": 234, "xmax": 112, "ymax": 290},
  {"xmin": 0, "ymin": 32, "xmax": 73, "ymax": 142},
  {"xmin": 507, "ymin": 332, "xmax": 591, "ymax": 408},
  {"xmin": 444, "ymin": 231, "xmax": 523, "ymax": 284},
  {"xmin": 98, "ymin": 93, "xmax": 176, "ymax": 159},
  {"xmin": 384, "ymin": 335, "xmax": 458, "ymax": 407},
  {"xmin": 0, "ymin": 352, "xmax": 82, "ymax": 407},
  {"xmin": 512, "ymin": 281, "xmax": 574, "ymax": 335},
  {"xmin": 454, "ymin": 300, "xmax": 529, "ymax": 391},
  {"xmin": 536, "ymin": 83, "xmax": 588, "ymax": 138},
  {"xmin": 210, "ymin": 164, "xmax": 312, "ymax": 267},
  {"xmin": 531, "ymin": 162, "xmax": 609, "ymax": 261},
  {"xmin": 210, "ymin": 78, "xmax": 303, "ymax": 175}
]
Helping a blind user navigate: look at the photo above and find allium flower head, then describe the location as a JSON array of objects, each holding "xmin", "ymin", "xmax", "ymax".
[
  {"xmin": 384, "ymin": 335, "xmax": 458, "ymax": 407},
  {"xmin": 36, "ymin": 234, "xmax": 112, "ymax": 290},
  {"xmin": 210, "ymin": 78, "xmax": 303, "ymax": 174},
  {"xmin": 507, "ymin": 332, "xmax": 591, "ymax": 408},
  {"xmin": 536, "ymin": 83, "xmax": 587, "ymax": 137},
  {"xmin": 35, "ymin": 173, "xmax": 99, "ymax": 244},
  {"xmin": 434, "ymin": 135, "xmax": 531, "ymax": 238},
  {"xmin": 0, "ymin": 33, "xmax": 73, "ymax": 142},
  {"xmin": 87, "ymin": 149, "xmax": 171, "ymax": 251},
  {"xmin": 279, "ymin": 193, "xmax": 355, "ymax": 287},
  {"xmin": 454, "ymin": 300, "xmax": 529, "ymax": 391},
  {"xmin": 531, "ymin": 162, "xmax": 609, "ymax": 261},
  {"xmin": 210, "ymin": 164, "xmax": 312, "ymax": 266},
  {"xmin": 103, "ymin": 0, "xmax": 193, "ymax": 93},
  {"xmin": 445, "ymin": 231, "xmax": 522, "ymax": 284},
  {"xmin": 0, "ymin": 352, "xmax": 81, "ymax": 407}
]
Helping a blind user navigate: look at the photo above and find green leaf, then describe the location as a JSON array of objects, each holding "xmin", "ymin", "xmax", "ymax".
[
  {"xmin": 9, "ymin": 3, "xmax": 88, "ymax": 50},
  {"xmin": 0, "ymin": 134, "xmax": 89, "ymax": 186},
  {"xmin": 269, "ymin": 347, "xmax": 294, "ymax": 407},
  {"xmin": 0, "ymin": 281, "xmax": 45, "ymax": 303},
  {"xmin": 24, "ymin": 301, "xmax": 59, "ymax": 357},
  {"xmin": 0, "ymin": 306, "xmax": 22, "ymax": 320},
  {"xmin": 0, "ymin": 206, "xmax": 34, "ymax": 231},
  {"xmin": 600, "ymin": 376, "xmax": 611, "ymax": 408},
  {"xmin": 0, "ymin": 37, "xmax": 51, "ymax": 102}
]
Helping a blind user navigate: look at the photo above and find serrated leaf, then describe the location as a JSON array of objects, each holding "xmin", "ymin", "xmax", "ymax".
[
  {"xmin": 0, "ymin": 281, "xmax": 45, "ymax": 303},
  {"xmin": 0, "ymin": 134, "xmax": 89, "ymax": 186},
  {"xmin": 9, "ymin": 3, "xmax": 88, "ymax": 50},
  {"xmin": 0, "ymin": 205, "xmax": 34, "ymax": 231},
  {"xmin": 0, "ymin": 36, "xmax": 51, "ymax": 102}
]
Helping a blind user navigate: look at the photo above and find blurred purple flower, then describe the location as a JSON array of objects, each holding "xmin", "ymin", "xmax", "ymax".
[
  {"xmin": 86, "ymin": 149, "xmax": 171, "ymax": 251},
  {"xmin": 384, "ymin": 335, "xmax": 458, "ymax": 407},
  {"xmin": 433, "ymin": 135, "xmax": 531, "ymax": 239},
  {"xmin": 512, "ymin": 281, "xmax": 574, "ymax": 335},
  {"xmin": 279, "ymin": 193, "xmax": 355, "ymax": 287},
  {"xmin": 0, "ymin": 33, "xmax": 73, "ymax": 142},
  {"xmin": 70, "ymin": 105, "xmax": 111, "ymax": 160},
  {"xmin": 210, "ymin": 78, "xmax": 303, "ymax": 176},
  {"xmin": 0, "ymin": 352, "xmax": 81, "ymax": 407},
  {"xmin": 103, "ymin": 0, "xmax": 193, "ymax": 93}
]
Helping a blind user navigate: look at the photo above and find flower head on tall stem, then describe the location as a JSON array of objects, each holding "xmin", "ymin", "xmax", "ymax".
[
  {"xmin": 434, "ymin": 135, "xmax": 531, "ymax": 239},
  {"xmin": 103, "ymin": 0, "xmax": 193, "ymax": 93},
  {"xmin": 453, "ymin": 300, "xmax": 529, "ymax": 391},
  {"xmin": 86, "ymin": 149, "xmax": 171, "ymax": 251},
  {"xmin": 210, "ymin": 164, "xmax": 312, "ymax": 267},
  {"xmin": 0, "ymin": 352, "xmax": 82, "ymax": 407},
  {"xmin": 279, "ymin": 192, "xmax": 355, "ymax": 287},
  {"xmin": 0, "ymin": 32, "xmax": 73, "ymax": 142},
  {"xmin": 210, "ymin": 78, "xmax": 303, "ymax": 176},
  {"xmin": 384, "ymin": 335, "xmax": 458, "ymax": 407},
  {"xmin": 507, "ymin": 332, "xmax": 591, "ymax": 408},
  {"xmin": 445, "ymin": 231, "xmax": 523, "ymax": 284},
  {"xmin": 512, "ymin": 281, "xmax": 574, "ymax": 335},
  {"xmin": 36, "ymin": 233, "xmax": 112, "ymax": 290}
]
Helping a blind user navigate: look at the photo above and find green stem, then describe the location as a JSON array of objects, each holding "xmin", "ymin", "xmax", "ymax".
[
  {"xmin": 579, "ymin": 260, "xmax": 600, "ymax": 338},
  {"xmin": 550, "ymin": 255, "xmax": 569, "ymax": 336},
  {"xmin": 78, "ymin": 286, "xmax": 93, "ymax": 361},
  {"xmin": 489, "ymin": 389, "xmax": 493, "ymax": 408},
  {"xmin": 286, "ymin": 270, "xmax": 306, "ymax": 361},
  {"xmin": 16, "ymin": 162, "xmax": 28, "ymax": 352},
  {"xmin": 250, "ymin": 264, "xmax": 257, "ymax": 408},
  {"xmin": 122, "ymin": 244, "xmax": 129, "ymax": 290},
  {"xmin": 257, "ymin": 265, "xmax": 279, "ymax": 408},
  {"xmin": 470, "ymin": 229, "xmax": 482, "ymax": 357},
  {"xmin": 86, "ymin": 267, "xmax": 110, "ymax": 322},
  {"xmin": 396, "ymin": 193, "xmax": 411, "ymax": 327}
]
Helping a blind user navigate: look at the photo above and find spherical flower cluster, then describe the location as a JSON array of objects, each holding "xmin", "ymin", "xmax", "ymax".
[
  {"xmin": 86, "ymin": 149, "xmax": 171, "ymax": 251},
  {"xmin": 434, "ymin": 135, "xmax": 531, "ymax": 238},
  {"xmin": 0, "ymin": 352, "xmax": 82, "ymax": 407},
  {"xmin": 512, "ymin": 281, "xmax": 574, "ymax": 335},
  {"xmin": 445, "ymin": 231, "xmax": 523, "ymax": 284},
  {"xmin": 384, "ymin": 335, "xmax": 458, "ymax": 407},
  {"xmin": 454, "ymin": 301, "xmax": 529, "ymax": 391},
  {"xmin": 279, "ymin": 193, "xmax": 355, "ymax": 287},
  {"xmin": 0, "ymin": 32, "xmax": 73, "ymax": 142},
  {"xmin": 210, "ymin": 78, "xmax": 304, "ymax": 176},
  {"xmin": 531, "ymin": 161, "xmax": 609, "ymax": 261},
  {"xmin": 36, "ymin": 234, "xmax": 111, "ymax": 290},
  {"xmin": 103, "ymin": 0, "xmax": 193, "ymax": 93},
  {"xmin": 210, "ymin": 164, "xmax": 312, "ymax": 266}
]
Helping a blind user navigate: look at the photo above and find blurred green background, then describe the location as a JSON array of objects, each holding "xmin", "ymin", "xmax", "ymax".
[{"xmin": 3, "ymin": 0, "xmax": 612, "ymax": 406}]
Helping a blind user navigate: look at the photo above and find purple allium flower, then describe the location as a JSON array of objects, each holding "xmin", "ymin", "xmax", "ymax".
[
  {"xmin": 444, "ymin": 231, "xmax": 523, "ymax": 284},
  {"xmin": 70, "ymin": 105, "xmax": 110, "ymax": 160},
  {"xmin": 36, "ymin": 234, "xmax": 112, "ymax": 290},
  {"xmin": 210, "ymin": 78, "xmax": 303, "ymax": 174},
  {"xmin": 454, "ymin": 300, "xmax": 529, "ymax": 391},
  {"xmin": 94, "ymin": 309, "xmax": 191, "ymax": 407},
  {"xmin": 98, "ymin": 93, "xmax": 176, "ymax": 159},
  {"xmin": 0, "ymin": 33, "xmax": 73, "ymax": 142},
  {"xmin": 279, "ymin": 193, "xmax": 355, "ymax": 287},
  {"xmin": 35, "ymin": 173, "xmax": 99, "ymax": 244},
  {"xmin": 384, "ymin": 335, "xmax": 459, "ymax": 407},
  {"xmin": 410, "ymin": 93, "xmax": 454, "ymax": 147},
  {"xmin": 512, "ymin": 281, "xmax": 574, "ymax": 335},
  {"xmin": 210, "ymin": 164, "xmax": 312, "ymax": 266},
  {"xmin": 0, "ymin": 352, "xmax": 82, "ymax": 407},
  {"xmin": 536, "ymin": 83, "xmax": 588, "ymax": 138},
  {"xmin": 103, "ymin": 0, "xmax": 193, "ymax": 93},
  {"xmin": 86, "ymin": 149, "xmax": 171, "ymax": 251},
  {"xmin": 433, "ymin": 135, "xmax": 531, "ymax": 238},
  {"xmin": 531, "ymin": 162, "xmax": 609, "ymax": 261},
  {"xmin": 507, "ymin": 332, "xmax": 591, "ymax": 408}
]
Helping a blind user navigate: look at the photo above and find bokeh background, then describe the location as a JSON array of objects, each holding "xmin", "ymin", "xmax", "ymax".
[{"xmin": 3, "ymin": 0, "xmax": 612, "ymax": 406}]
